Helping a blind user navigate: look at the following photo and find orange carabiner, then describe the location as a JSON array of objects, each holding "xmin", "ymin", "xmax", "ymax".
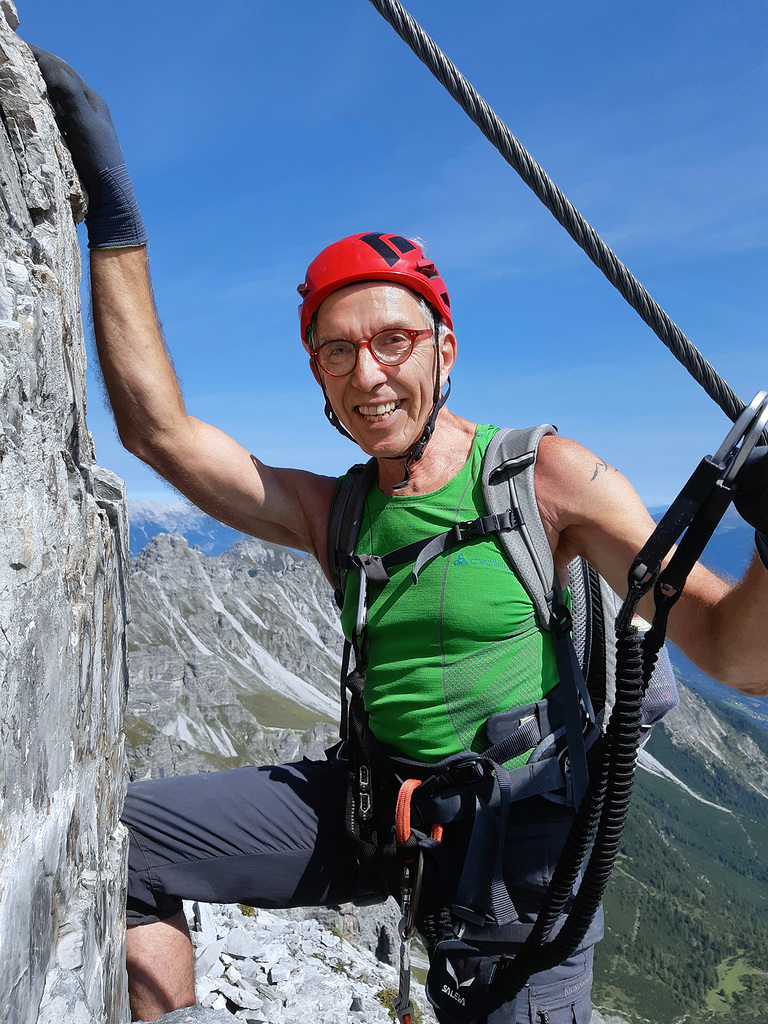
[
  {"xmin": 395, "ymin": 778, "xmax": 421, "ymax": 845},
  {"xmin": 395, "ymin": 778, "xmax": 444, "ymax": 845}
]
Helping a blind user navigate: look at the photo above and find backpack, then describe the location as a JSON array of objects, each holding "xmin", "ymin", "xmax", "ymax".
[{"xmin": 328, "ymin": 424, "xmax": 677, "ymax": 764}]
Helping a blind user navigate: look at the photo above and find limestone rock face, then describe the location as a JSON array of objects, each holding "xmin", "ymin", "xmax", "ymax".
[{"xmin": 0, "ymin": 7, "xmax": 130, "ymax": 1023}]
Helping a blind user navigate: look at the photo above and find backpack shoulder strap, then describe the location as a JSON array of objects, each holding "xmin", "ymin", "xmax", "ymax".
[
  {"xmin": 482, "ymin": 427, "xmax": 678, "ymax": 733},
  {"xmin": 327, "ymin": 458, "xmax": 378, "ymax": 610},
  {"xmin": 482, "ymin": 425, "xmax": 559, "ymax": 630}
]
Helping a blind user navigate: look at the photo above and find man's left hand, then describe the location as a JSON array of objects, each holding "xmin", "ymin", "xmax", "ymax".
[{"xmin": 733, "ymin": 446, "xmax": 768, "ymax": 569}]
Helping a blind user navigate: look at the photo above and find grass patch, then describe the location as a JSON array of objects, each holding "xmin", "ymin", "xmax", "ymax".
[
  {"xmin": 376, "ymin": 987, "xmax": 422, "ymax": 1023},
  {"xmin": 122, "ymin": 713, "xmax": 158, "ymax": 747},
  {"xmin": 705, "ymin": 955, "xmax": 763, "ymax": 1012}
]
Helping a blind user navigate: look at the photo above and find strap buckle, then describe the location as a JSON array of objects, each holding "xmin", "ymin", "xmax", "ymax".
[
  {"xmin": 553, "ymin": 603, "xmax": 573, "ymax": 639},
  {"xmin": 450, "ymin": 510, "xmax": 517, "ymax": 545}
]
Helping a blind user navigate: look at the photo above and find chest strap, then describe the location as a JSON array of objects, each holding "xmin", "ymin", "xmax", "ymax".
[
  {"xmin": 346, "ymin": 508, "xmax": 522, "ymax": 638},
  {"xmin": 346, "ymin": 508, "xmax": 522, "ymax": 585}
]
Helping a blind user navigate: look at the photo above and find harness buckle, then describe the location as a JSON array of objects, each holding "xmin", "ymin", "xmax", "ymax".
[
  {"xmin": 358, "ymin": 764, "xmax": 373, "ymax": 821},
  {"xmin": 448, "ymin": 756, "xmax": 487, "ymax": 786},
  {"xmin": 452, "ymin": 517, "xmax": 487, "ymax": 544}
]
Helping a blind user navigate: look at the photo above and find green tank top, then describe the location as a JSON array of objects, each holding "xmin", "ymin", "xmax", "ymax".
[{"xmin": 340, "ymin": 425, "xmax": 561, "ymax": 765}]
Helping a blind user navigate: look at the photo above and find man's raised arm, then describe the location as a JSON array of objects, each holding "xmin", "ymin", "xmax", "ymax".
[{"xmin": 31, "ymin": 48, "xmax": 335, "ymax": 562}]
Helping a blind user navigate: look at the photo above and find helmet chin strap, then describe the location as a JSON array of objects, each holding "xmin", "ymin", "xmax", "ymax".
[
  {"xmin": 322, "ymin": 391, "xmax": 357, "ymax": 443},
  {"xmin": 388, "ymin": 375, "xmax": 450, "ymax": 490},
  {"xmin": 321, "ymin": 310, "xmax": 450, "ymax": 489},
  {"xmin": 389, "ymin": 309, "xmax": 449, "ymax": 490}
]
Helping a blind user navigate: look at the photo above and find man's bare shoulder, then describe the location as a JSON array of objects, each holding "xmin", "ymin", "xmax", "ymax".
[
  {"xmin": 536, "ymin": 433, "xmax": 618, "ymax": 479},
  {"xmin": 535, "ymin": 432, "xmax": 656, "ymax": 575},
  {"xmin": 535, "ymin": 434, "xmax": 621, "ymax": 517}
]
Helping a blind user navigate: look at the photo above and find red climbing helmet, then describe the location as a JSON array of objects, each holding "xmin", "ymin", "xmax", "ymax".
[{"xmin": 297, "ymin": 232, "xmax": 453, "ymax": 348}]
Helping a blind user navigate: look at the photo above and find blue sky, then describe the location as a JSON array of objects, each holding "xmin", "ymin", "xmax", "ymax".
[{"xmin": 20, "ymin": 1, "xmax": 767, "ymax": 505}]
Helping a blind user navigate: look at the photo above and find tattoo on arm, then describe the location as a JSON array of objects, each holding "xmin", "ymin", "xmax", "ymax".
[{"xmin": 590, "ymin": 459, "xmax": 617, "ymax": 482}]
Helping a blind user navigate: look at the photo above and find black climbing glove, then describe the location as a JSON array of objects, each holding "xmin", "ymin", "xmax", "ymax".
[
  {"xmin": 732, "ymin": 446, "xmax": 768, "ymax": 570},
  {"xmin": 29, "ymin": 46, "xmax": 147, "ymax": 250}
]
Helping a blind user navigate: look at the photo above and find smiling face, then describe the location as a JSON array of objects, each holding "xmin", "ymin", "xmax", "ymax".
[{"xmin": 311, "ymin": 282, "xmax": 456, "ymax": 459}]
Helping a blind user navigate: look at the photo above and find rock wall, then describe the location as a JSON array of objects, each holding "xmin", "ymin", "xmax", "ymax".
[{"xmin": 0, "ymin": 7, "xmax": 130, "ymax": 1023}]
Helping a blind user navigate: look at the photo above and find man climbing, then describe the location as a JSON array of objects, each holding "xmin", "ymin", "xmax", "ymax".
[{"xmin": 30, "ymin": 48, "xmax": 768, "ymax": 1024}]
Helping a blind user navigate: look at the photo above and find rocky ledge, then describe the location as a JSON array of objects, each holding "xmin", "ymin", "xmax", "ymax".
[
  {"xmin": 133, "ymin": 902, "xmax": 633, "ymax": 1024},
  {"xmin": 134, "ymin": 901, "xmax": 436, "ymax": 1024}
]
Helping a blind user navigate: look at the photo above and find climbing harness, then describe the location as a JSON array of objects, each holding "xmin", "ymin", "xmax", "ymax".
[
  {"xmin": 365, "ymin": 0, "xmax": 767, "ymax": 445},
  {"xmin": 329, "ymin": 425, "xmax": 666, "ymax": 1020}
]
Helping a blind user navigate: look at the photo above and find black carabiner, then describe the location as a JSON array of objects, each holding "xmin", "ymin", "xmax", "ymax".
[{"xmin": 631, "ymin": 390, "xmax": 768, "ymax": 594}]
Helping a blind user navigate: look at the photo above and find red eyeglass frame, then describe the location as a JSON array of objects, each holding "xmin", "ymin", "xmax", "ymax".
[{"xmin": 311, "ymin": 327, "xmax": 433, "ymax": 376}]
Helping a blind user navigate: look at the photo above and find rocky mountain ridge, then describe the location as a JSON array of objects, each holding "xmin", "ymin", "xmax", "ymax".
[
  {"xmin": 127, "ymin": 533, "xmax": 342, "ymax": 779},
  {"xmin": 135, "ymin": 902, "xmax": 629, "ymax": 1024}
]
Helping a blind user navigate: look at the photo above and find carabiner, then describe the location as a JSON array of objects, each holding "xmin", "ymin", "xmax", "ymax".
[
  {"xmin": 715, "ymin": 390, "xmax": 768, "ymax": 487},
  {"xmin": 631, "ymin": 390, "xmax": 768, "ymax": 591},
  {"xmin": 355, "ymin": 569, "xmax": 368, "ymax": 640}
]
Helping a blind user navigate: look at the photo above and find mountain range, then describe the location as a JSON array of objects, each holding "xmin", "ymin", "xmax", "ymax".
[
  {"xmin": 126, "ymin": 501, "xmax": 768, "ymax": 1023},
  {"xmin": 128, "ymin": 499, "xmax": 250, "ymax": 557}
]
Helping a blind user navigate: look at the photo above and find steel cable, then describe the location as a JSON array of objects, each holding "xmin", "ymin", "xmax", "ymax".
[{"xmin": 367, "ymin": 0, "xmax": 760, "ymax": 435}]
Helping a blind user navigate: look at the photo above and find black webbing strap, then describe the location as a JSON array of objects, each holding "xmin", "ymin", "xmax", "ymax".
[
  {"xmin": 343, "ymin": 508, "xmax": 522, "ymax": 588},
  {"xmin": 631, "ymin": 456, "xmax": 724, "ymax": 584},
  {"xmin": 410, "ymin": 509, "xmax": 522, "ymax": 582},
  {"xmin": 330, "ymin": 458, "xmax": 379, "ymax": 609},
  {"xmin": 489, "ymin": 767, "xmax": 515, "ymax": 925},
  {"xmin": 483, "ymin": 714, "xmax": 543, "ymax": 766},
  {"xmin": 550, "ymin": 594, "xmax": 595, "ymax": 810},
  {"xmin": 343, "ymin": 629, "xmax": 401, "ymax": 864},
  {"xmin": 450, "ymin": 765, "xmax": 516, "ymax": 928}
]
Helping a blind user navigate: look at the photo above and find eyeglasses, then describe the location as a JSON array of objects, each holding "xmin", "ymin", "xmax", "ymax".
[{"xmin": 311, "ymin": 327, "xmax": 433, "ymax": 376}]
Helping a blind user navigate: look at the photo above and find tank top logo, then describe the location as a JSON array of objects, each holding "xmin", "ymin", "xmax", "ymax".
[{"xmin": 452, "ymin": 551, "xmax": 511, "ymax": 571}]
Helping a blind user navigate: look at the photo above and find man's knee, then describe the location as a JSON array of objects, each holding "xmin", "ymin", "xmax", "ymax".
[{"xmin": 126, "ymin": 910, "xmax": 196, "ymax": 1022}]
